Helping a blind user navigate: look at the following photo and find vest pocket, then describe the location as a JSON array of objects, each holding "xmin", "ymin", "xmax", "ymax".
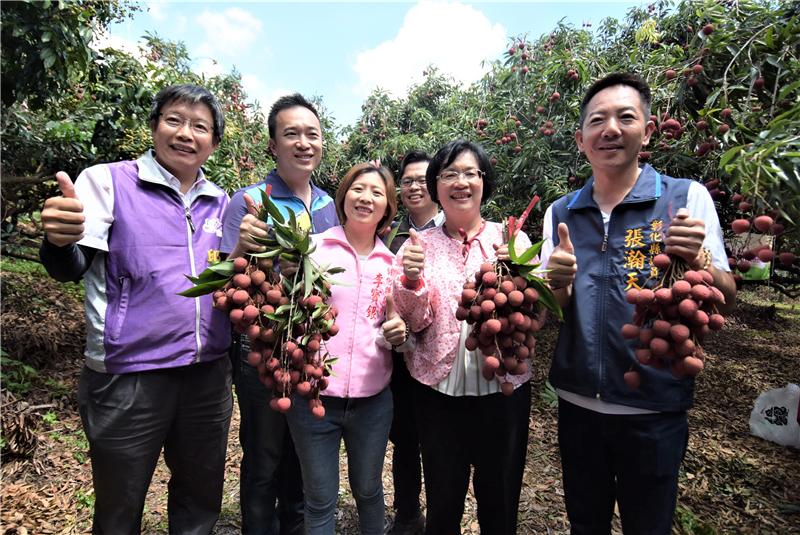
[{"xmin": 109, "ymin": 276, "xmax": 130, "ymax": 342}]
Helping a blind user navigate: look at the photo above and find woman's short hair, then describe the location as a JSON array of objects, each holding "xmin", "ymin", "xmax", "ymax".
[
  {"xmin": 425, "ymin": 139, "xmax": 495, "ymax": 204},
  {"xmin": 335, "ymin": 163, "xmax": 398, "ymax": 235}
]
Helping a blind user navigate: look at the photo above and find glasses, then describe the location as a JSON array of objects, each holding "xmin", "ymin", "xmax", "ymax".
[
  {"xmin": 400, "ymin": 176, "xmax": 427, "ymax": 188},
  {"xmin": 159, "ymin": 113, "xmax": 213, "ymax": 136},
  {"xmin": 437, "ymin": 169, "xmax": 484, "ymax": 183}
]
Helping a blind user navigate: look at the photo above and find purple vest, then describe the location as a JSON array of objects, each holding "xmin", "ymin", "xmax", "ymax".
[{"xmin": 92, "ymin": 160, "xmax": 230, "ymax": 373}]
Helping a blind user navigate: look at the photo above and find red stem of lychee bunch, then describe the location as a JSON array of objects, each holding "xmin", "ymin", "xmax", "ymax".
[
  {"xmin": 265, "ymin": 184, "xmax": 273, "ymax": 198},
  {"xmin": 506, "ymin": 216, "xmax": 516, "ymax": 242},
  {"xmin": 515, "ymin": 194, "xmax": 540, "ymax": 233}
]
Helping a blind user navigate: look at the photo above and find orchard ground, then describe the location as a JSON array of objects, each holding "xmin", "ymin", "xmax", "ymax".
[{"xmin": 1, "ymin": 258, "xmax": 799, "ymax": 534}]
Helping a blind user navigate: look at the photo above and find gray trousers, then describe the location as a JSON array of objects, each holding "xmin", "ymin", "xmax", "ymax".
[{"xmin": 78, "ymin": 358, "xmax": 233, "ymax": 534}]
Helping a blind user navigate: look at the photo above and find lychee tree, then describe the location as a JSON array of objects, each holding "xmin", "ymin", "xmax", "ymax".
[{"xmin": 343, "ymin": 0, "xmax": 799, "ymax": 295}]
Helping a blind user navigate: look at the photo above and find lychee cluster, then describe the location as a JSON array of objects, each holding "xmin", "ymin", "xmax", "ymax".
[
  {"xmin": 213, "ymin": 256, "xmax": 339, "ymax": 418},
  {"xmin": 456, "ymin": 262, "xmax": 544, "ymax": 395},
  {"xmin": 621, "ymin": 253, "xmax": 726, "ymax": 388}
]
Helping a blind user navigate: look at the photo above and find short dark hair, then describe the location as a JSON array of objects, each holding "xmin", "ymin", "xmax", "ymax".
[
  {"xmin": 149, "ymin": 84, "xmax": 225, "ymax": 144},
  {"xmin": 334, "ymin": 163, "xmax": 398, "ymax": 236},
  {"xmin": 425, "ymin": 140, "xmax": 495, "ymax": 204},
  {"xmin": 268, "ymin": 93, "xmax": 320, "ymax": 139},
  {"xmin": 578, "ymin": 73, "xmax": 652, "ymax": 128},
  {"xmin": 398, "ymin": 150, "xmax": 431, "ymax": 179}
]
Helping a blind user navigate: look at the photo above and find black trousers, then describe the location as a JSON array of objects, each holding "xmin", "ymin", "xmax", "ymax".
[
  {"xmin": 78, "ymin": 358, "xmax": 233, "ymax": 535},
  {"xmin": 412, "ymin": 378, "xmax": 531, "ymax": 535},
  {"xmin": 389, "ymin": 352, "xmax": 424, "ymax": 521},
  {"xmin": 557, "ymin": 398, "xmax": 689, "ymax": 535},
  {"xmin": 233, "ymin": 343, "xmax": 304, "ymax": 535}
]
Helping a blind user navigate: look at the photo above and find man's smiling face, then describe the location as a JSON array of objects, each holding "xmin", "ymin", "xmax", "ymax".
[{"xmin": 575, "ymin": 84, "xmax": 655, "ymax": 174}]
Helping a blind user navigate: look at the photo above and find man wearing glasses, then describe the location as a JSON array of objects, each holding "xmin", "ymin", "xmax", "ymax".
[
  {"xmin": 385, "ymin": 150, "xmax": 442, "ymax": 535},
  {"xmin": 39, "ymin": 84, "xmax": 232, "ymax": 533}
]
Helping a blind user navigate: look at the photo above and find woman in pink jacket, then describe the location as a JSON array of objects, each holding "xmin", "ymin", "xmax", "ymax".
[
  {"xmin": 287, "ymin": 163, "xmax": 411, "ymax": 535},
  {"xmin": 393, "ymin": 140, "xmax": 532, "ymax": 534}
]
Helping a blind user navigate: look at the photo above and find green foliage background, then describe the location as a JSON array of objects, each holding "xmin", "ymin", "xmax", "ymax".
[{"xmin": 2, "ymin": 0, "xmax": 798, "ymax": 292}]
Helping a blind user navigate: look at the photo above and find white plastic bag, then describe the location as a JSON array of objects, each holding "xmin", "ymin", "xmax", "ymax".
[{"xmin": 749, "ymin": 383, "xmax": 800, "ymax": 448}]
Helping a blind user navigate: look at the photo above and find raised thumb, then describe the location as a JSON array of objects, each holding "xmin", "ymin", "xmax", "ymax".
[
  {"xmin": 557, "ymin": 223, "xmax": 574, "ymax": 253},
  {"xmin": 56, "ymin": 171, "xmax": 77, "ymax": 199},
  {"xmin": 244, "ymin": 193, "xmax": 259, "ymax": 216},
  {"xmin": 409, "ymin": 228, "xmax": 421, "ymax": 247},
  {"xmin": 674, "ymin": 207, "xmax": 690, "ymax": 220},
  {"xmin": 385, "ymin": 294, "xmax": 398, "ymax": 318}
]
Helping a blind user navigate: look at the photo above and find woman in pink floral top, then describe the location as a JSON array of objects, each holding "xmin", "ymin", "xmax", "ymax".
[{"xmin": 393, "ymin": 140, "xmax": 532, "ymax": 534}]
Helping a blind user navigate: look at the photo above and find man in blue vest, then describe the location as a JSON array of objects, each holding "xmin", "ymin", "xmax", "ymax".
[
  {"xmin": 220, "ymin": 93, "xmax": 338, "ymax": 534},
  {"xmin": 39, "ymin": 84, "xmax": 232, "ymax": 533},
  {"xmin": 540, "ymin": 73, "xmax": 736, "ymax": 534}
]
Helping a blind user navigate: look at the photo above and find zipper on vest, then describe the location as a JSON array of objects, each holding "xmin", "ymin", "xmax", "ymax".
[
  {"xmin": 185, "ymin": 205, "xmax": 196, "ymax": 233},
  {"xmin": 182, "ymin": 199, "xmax": 202, "ymax": 361},
  {"xmin": 596, "ymin": 219, "xmax": 610, "ymax": 399}
]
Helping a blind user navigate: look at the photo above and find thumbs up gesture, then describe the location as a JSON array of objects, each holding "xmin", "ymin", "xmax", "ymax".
[
  {"xmin": 41, "ymin": 172, "xmax": 85, "ymax": 247},
  {"xmin": 402, "ymin": 228, "xmax": 425, "ymax": 280},
  {"xmin": 381, "ymin": 295, "xmax": 408, "ymax": 347},
  {"xmin": 546, "ymin": 223, "xmax": 577, "ymax": 289},
  {"xmin": 236, "ymin": 193, "xmax": 271, "ymax": 254}
]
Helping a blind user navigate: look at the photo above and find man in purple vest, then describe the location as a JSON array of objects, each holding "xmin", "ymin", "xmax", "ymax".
[{"xmin": 40, "ymin": 84, "xmax": 232, "ymax": 534}]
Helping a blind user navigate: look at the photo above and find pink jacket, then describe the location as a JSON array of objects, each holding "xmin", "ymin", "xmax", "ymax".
[
  {"xmin": 393, "ymin": 222, "xmax": 533, "ymax": 387},
  {"xmin": 311, "ymin": 226, "xmax": 397, "ymax": 398}
]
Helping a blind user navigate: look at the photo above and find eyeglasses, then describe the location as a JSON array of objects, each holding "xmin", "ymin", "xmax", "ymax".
[
  {"xmin": 437, "ymin": 169, "xmax": 484, "ymax": 183},
  {"xmin": 400, "ymin": 176, "xmax": 427, "ymax": 188},
  {"xmin": 159, "ymin": 113, "xmax": 213, "ymax": 136}
]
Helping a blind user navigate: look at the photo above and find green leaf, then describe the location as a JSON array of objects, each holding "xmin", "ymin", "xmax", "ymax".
[
  {"xmin": 296, "ymin": 232, "xmax": 310, "ymax": 255},
  {"xmin": 718, "ymin": 145, "xmax": 744, "ymax": 169},
  {"xmin": 303, "ymin": 257, "xmax": 314, "ymax": 298},
  {"xmin": 262, "ymin": 192, "xmax": 285, "ymax": 225},
  {"xmin": 274, "ymin": 228, "xmax": 295, "ymax": 249},
  {"xmin": 514, "ymin": 239, "xmax": 544, "ymax": 266},
  {"xmin": 206, "ymin": 260, "xmax": 235, "ymax": 277},
  {"xmin": 250, "ymin": 248, "xmax": 281, "ymax": 259},
  {"xmin": 383, "ymin": 224, "xmax": 403, "ymax": 247},
  {"xmin": 178, "ymin": 278, "xmax": 228, "ymax": 297},
  {"xmin": 274, "ymin": 304, "xmax": 292, "ymax": 315},
  {"xmin": 526, "ymin": 277, "xmax": 563, "ymax": 320}
]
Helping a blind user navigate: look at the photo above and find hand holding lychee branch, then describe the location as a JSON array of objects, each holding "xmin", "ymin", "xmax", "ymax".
[
  {"xmin": 180, "ymin": 186, "xmax": 344, "ymax": 419},
  {"xmin": 620, "ymin": 246, "xmax": 729, "ymax": 390},
  {"xmin": 454, "ymin": 195, "xmax": 563, "ymax": 396},
  {"xmin": 664, "ymin": 208, "xmax": 707, "ymax": 269}
]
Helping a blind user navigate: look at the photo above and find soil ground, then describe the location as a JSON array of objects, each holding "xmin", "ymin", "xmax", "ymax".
[{"xmin": 2, "ymin": 260, "xmax": 799, "ymax": 534}]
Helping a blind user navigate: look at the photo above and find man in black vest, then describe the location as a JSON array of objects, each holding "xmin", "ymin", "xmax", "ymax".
[
  {"xmin": 540, "ymin": 73, "xmax": 736, "ymax": 534},
  {"xmin": 385, "ymin": 150, "xmax": 443, "ymax": 535}
]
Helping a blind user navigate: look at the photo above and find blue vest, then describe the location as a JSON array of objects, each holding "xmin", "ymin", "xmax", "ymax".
[{"xmin": 549, "ymin": 165, "xmax": 695, "ymax": 412}]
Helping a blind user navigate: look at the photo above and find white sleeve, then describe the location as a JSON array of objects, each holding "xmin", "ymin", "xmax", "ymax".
[
  {"xmin": 686, "ymin": 181, "xmax": 730, "ymax": 272},
  {"xmin": 539, "ymin": 205, "xmax": 556, "ymax": 268},
  {"xmin": 75, "ymin": 165, "xmax": 115, "ymax": 252}
]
